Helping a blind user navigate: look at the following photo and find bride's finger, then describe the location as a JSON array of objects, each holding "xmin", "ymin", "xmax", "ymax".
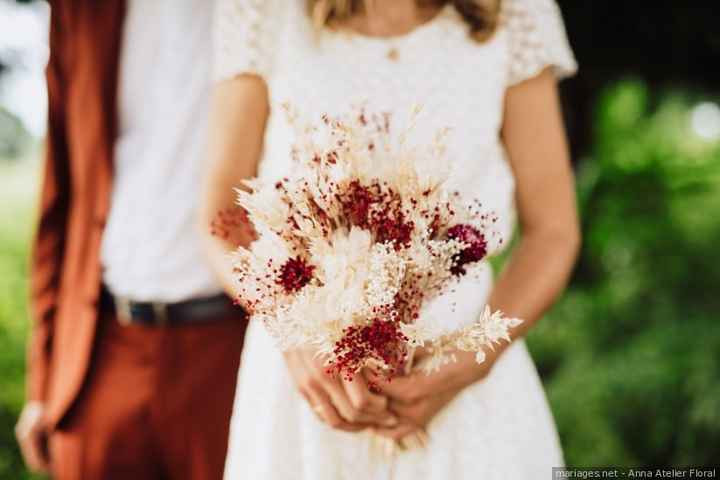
[
  {"xmin": 323, "ymin": 376, "xmax": 389, "ymax": 425},
  {"xmin": 375, "ymin": 373, "xmax": 431, "ymax": 405},
  {"xmin": 409, "ymin": 346, "xmax": 432, "ymax": 363},
  {"xmin": 306, "ymin": 388, "xmax": 364, "ymax": 432},
  {"xmin": 299, "ymin": 354, "xmax": 366, "ymax": 428},
  {"xmin": 341, "ymin": 374, "xmax": 390, "ymax": 415}
]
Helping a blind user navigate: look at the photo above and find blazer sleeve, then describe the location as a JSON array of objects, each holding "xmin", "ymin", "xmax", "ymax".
[{"xmin": 27, "ymin": 2, "xmax": 71, "ymax": 402}]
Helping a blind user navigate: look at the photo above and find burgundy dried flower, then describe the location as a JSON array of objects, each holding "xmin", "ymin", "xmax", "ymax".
[
  {"xmin": 373, "ymin": 211, "xmax": 413, "ymax": 248},
  {"xmin": 447, "ymin": 224, "xmax": 488, "ymax": 275},
  {"xmin": 276, "ymin": 257, "xmax": 315, "ymax": 293}
]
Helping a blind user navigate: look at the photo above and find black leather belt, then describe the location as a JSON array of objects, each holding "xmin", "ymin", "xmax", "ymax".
[{"xmin": 101, "ymin": 287, "xmax": 244, "ymax": 327}]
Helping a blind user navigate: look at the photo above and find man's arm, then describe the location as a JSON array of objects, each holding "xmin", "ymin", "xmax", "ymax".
[
  {"xmin": 27, "ymin": 0, "xmax": 70, "ymax": 405},
  {"xmin": 17, "ymin": 2, "xmax": 71, "ymax": 473}
]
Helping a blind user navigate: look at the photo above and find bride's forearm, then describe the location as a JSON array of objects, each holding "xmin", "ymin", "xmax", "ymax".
[
  {"xmin": 202, "ymin": 233, "xmax": 246, "ymax": 298},
  {"xmin": 199, "ymin": 75, "xmax": 269, "ymax": 298},
  {"xmin": 490, "ymin": 226, "xmax": 580, "ymax": 335},
  {"xmin": 479, "ymin": 68, "xmax": 580, "ymax": 376},
  {"xmin": 201, "ymin": 197, "xmax": 257, "ymax": 299},
  {"xmin": 412, "ymin": 227, "xmax": 580, "ymax": 393},
  {"xmin": 440, "ymin": 228, "xmax": 579, "ymax": 389},
  {"xmin": 471, "ymin": 226, "xmax": 580, "ymax": 376}
]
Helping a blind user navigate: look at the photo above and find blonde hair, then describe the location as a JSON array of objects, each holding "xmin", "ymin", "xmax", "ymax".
[{"xmin": 308, "ymin": 0, "xmax": 501, "ymax": 42}]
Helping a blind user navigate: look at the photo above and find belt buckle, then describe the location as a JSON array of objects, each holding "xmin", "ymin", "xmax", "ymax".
[
  {"xmin": 151, "ymin": 302, "xmax": 169, "ymax": 326},
  {"xmin": 115, "ymin": 297, "xmax": 133, "ymax": 325}
]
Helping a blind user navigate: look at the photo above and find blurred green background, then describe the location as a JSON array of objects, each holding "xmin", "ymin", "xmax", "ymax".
[
  {"xmin": 1, "ymin": 0, "xmax": 720, "ymax": 478},
  {"xmin": 529, "ymin": 82, "xmax": 720, "ymax": 466},
  {"xmin": 1, "ymin": 152, "xmax": 40, "ymax": 479}
]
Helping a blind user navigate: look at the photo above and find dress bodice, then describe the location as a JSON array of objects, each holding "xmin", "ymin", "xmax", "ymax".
[{"xmin": 214, "ymin": 0, "xmax": 577, "ymax": 244}]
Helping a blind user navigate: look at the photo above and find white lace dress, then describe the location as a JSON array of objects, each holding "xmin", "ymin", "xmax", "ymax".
[{"xmin": 215, "ymin": 0, "xmax": 577, "ymax": 478}]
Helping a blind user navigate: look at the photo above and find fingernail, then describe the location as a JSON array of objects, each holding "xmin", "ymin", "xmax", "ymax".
[{"xmin": 383, "ymin": 416, "xmax": 399, "ymax": 427}]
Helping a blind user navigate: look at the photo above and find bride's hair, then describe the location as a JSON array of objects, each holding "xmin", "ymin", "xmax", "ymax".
[{"xmin": 308, "ymin": 0, "xmax": 502, "ymax": 42}]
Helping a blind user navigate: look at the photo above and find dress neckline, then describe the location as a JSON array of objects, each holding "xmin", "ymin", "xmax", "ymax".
[{"xmin": 322, "ymin": 4, "xmax": 455, "ymax": 45}]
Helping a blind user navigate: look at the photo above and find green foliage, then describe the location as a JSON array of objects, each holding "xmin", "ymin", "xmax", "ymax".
[
  {"xmin": 0, "ymin": 158, "xmax": 43, "ymax": 480},
  {"xmin": 528, "ymin": 80, "xmax": 720, "ymax": 466}
]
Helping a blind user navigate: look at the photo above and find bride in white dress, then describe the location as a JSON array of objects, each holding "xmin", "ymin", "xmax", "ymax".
[{"xmin": 201, "ymin": 0, "xmax": 580, "ymax": 478}]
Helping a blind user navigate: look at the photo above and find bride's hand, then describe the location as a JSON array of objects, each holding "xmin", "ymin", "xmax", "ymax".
[
  {"xmin": 387, "ymin": 349, "xmax": 497, "ymax": 401},
  {"xmin": 371, "ymin": 386, "xmax": 462, "ymax": 441},
  {"xmin": 370, "ymin": 350, "xmax": 498, "ymax": 440},
  {"xmin": 283, "ymin": 349, "xmax": 399, "ymax": 432}
]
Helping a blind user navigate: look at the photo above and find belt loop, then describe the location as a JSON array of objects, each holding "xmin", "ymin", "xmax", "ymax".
[
  {"xmin": 115, "ymin": 297, "xmax": 132, "ymax": 325},
  {"xmin": 152, "ymin": 302, "xmax": 169, "ymax": 326}
]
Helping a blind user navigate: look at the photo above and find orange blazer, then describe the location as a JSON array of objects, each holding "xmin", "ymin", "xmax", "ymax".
[{"xmin": 28, "ymin": 0, "xmax": 126, "ymax": 427}]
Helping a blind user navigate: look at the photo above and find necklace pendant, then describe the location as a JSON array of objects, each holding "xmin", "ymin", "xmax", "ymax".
[{"xmin": 387, "ymin": 47, "xmax": 399, "ymax": 61}]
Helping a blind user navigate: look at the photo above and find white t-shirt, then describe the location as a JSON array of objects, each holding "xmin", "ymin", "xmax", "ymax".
[{"xmin": 100, "ymin": 0, "xmax": 221, "ymax": 302}]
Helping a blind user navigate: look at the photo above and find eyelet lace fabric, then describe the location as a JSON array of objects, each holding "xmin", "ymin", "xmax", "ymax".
[
  {"xmin": 217, "ymin": 1, "xmax": 576, "ymax": 478},
  {"xmin": 502, "ymin": 0, "xmax": 578, "ymax": 86},
  {"xmin": 213, "ymin": 0, "xmax": 276, "ymax": 81}
]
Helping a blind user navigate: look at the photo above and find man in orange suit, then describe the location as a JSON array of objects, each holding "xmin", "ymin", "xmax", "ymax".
[{"xmin": 14, "ymin": 1, "xmax": 247, "ymax": 478}]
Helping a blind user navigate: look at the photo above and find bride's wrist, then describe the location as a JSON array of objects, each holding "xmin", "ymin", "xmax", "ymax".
[{"xmin": 465, "ymin": 344, "xmax": 503, "ymax": 385}]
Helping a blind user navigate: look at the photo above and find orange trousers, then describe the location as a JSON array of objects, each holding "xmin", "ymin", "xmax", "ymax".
[{"xmin": 50, "ymin": 303, "xmax": 247, "ymax": 480}]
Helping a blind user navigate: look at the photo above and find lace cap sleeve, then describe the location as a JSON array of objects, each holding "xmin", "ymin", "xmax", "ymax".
[
  {"xmin": 213, "ymin": 0, "xmax": 279, "ymax": 83},
  {"xmin": 502, "ymin": 0, "xmax": 578, "ymax": 86}
]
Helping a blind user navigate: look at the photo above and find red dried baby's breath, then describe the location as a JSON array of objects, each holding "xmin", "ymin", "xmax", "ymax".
[
  {"xmin": 341, "ymin": 180, "xmax": 375, "ymax": 228},
  {"xmin": 329, "ymin": 318, "xmax": 409, "ymax": 381},
  {"xmin": 373, "ymin": 211, "xmax": 413, "ymax": 248},
  {"xmin": 276, "ymin": 257, "xmax": 315, "ymax": 293},
  {"xmin": 210, "ymin": 207, "xmax": 253, "ymax": 245},
  {"xmin": 338, "ymin": 180, "xmax": 414, "ymax": 248}
]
